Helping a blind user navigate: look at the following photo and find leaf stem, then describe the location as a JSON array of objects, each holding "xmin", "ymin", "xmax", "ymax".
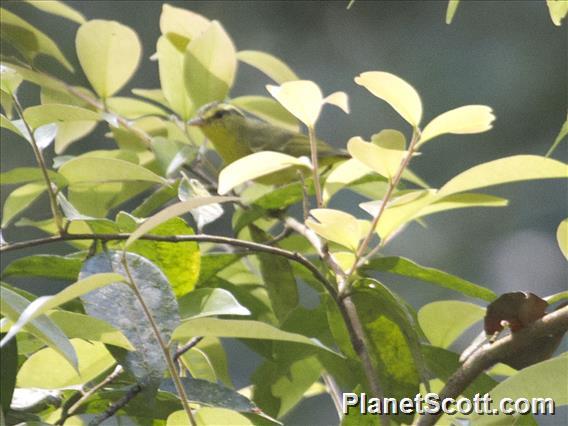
[
  {"xmin": 11, "ymin": 95, "xmax": 64, "ymax": 233},
  {"xmin": 120, "ymin": 254, "xmax": 197, "ymax": 426},
  {"xmin": 308, "ymin": 126, "xmax": 323, "ymax": 208}
]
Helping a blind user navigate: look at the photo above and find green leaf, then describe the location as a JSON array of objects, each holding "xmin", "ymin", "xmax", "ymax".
[
  {"xmin": 1, "ymin": 64, "xmax": 23, "ymax": 94},
  {"xmin": 198, "ymin": 253, "xmax": 242, "ymax": 285},
  {"xmin": 22, "ymin": 104, "xmax": 100, "ymax": 129},
  {"xmin": 184, "ymin": 21, "xmax": 237, "ymax": 108},
  {"xmin": 2, "ymin": 254, "xmax": 82, "ymax": 280},
  {"xmin": 125, "ymin": 196, "xmax": 237, "ymax": 248},
  {"xmin": 0, "ymin": 273, "xmax": 124, "ymax": 346},
  {"xmin": 196, "ymin": 337, "xmax": 233, "ymax": 387},
  {"xmin": 128, "ymin": 217, "xmax": 200, "ymax": 297},
  {"xmin": 172, "ymin": 318, "xmax": 339, "ymax": 355},
  {"xmin": 347, "ymin": 134, "xmax": 406, "ymax": 180},
  {"xmin": 418, "ymin": 105, "xmax": 495, "ymax": 145},
  {"xmin": 237, "ymin": 50, "xmax": 298, "ymax": 83},
  {"xmin": 0, "ymin": 61, "xmax": 67, "ymax": 92},
  {"xmin": 1, "ymin": 113, "xmax": 24, "ymax": 137},
  {"xmin": 266, "ymin": 80, "xmax": 323, "ymax": 127},
  {"xmin": 54, "ymin": 120, "xmax": 98, "ymax": 154},
  {"xmin": 192, "ymin": 408, "xmax": 257, "ymax": 425},
  {"xmin": 422, "ymin": 345, "xmax": 497, "ymax": 399},
  {"xmin": 1, "ymin": 182, "xmax": 46, "ymax": 227},
  {"xmin": 231, "ymin": 95, "xmax": 299, "ymax": 132},
  {"xmin": 178, "ymin": 288, "xmax": 250, "ymax": 320},
  {"xmin": 465, "ymin": 355, "xmax": 568, "ymax": 424},
  {"xmin": 159, "ymin": 3, "xmax": 210, "ymax": 42},
  {"xmin": 0, "ymin": 8, "xmax": 73, "ymax": 71},
  {"xmin": 131, "ymin": 88, "xmax": 170, "ymax": 109},
  {"xmin": 355, "ymin": 71, "xmax": 422, "ymax": 127},
  {"xmin": 306, "ymin": 208, "xmax": 367, "ymax": 251},
  {"xmin": 0, "ymin": 332, "xmax": 17, "ymax": 412},
  {"xmin": 547, "ymin": 0, "xmax": 568, "ymax": 26},
  {"xmin": 0, "ymin": 284, "xmax": 77, "ymax": 369},
  {"xmin": 218, "ymin": 151, "xmax": 310, "ymax": 195},
  {"xmin": 161, "ymin": 377, "xmax": 257, "ymax": 412},
  {"xmin": 76, "ymin": 20, "xmax": 141, "ymax": 98},
  {"xmin": 556, "ymin": 219, "xmax": 568, "ymax": 260},
  {"xmin": 1, "ymin": 167, "xmax": 67, "ymax": 187},
  {"xmin": 80, "ymin": 251, "xmax": 180, "ymax": 381},
  {"xmin": 418, "ymin": 301, "xmax": 484, "ymax": 348},
  {"xmin": 445, "ymin": 0, "xmax": 460, "ymax": 24},
  {"xmin": 546, "ymin": 113, "xmax": 568, "ymax": 157},
  {"xmin": 362, "ymin": 256, "xmax": 497, "ymax": 302},
  {"xmin": 250, "ymin": 226, "xmax": 299, "ymax": 323},
  {"xmin": 157, "ymin": 35, "xmax": 195, "ymax": 119},
  {"xmin": 16, "ymin": 339, "xmax": 115, "ymax": 388},
  {"xmin": 24, "ymin": 0, "xmax": 86, "ymax": 24},
  {"xmin": 106, "ymin": 97, "xmax": 167, "ymax": 119},
  {"xmin": 48, "ymin": 311, "xmax": 134, "ymax": 350},
  {"xmin": 438, "ymin": 155, "xmax": 567, "ymax": 197},
  {"xmin": 59, "ymin": 156, "xmax": 166, "ymax": 185}
]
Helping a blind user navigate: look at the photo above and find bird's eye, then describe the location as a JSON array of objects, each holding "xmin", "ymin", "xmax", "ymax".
[{"xmin": 212, "ymin": 110, "xmax": 226, "ymax": 119}]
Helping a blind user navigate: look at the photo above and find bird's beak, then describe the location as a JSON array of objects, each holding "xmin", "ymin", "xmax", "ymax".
[{"xmin": 187, "ymin": 116, "xmax": 205, "ymax": 127}]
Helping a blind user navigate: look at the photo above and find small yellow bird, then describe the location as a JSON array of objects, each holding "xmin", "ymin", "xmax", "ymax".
[{"xmin": 187, "ymin": 101, "xmax": 348, "ymax": 166}]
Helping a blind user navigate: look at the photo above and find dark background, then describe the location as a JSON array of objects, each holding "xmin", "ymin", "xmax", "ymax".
[{"xmin": 1, "ymin": 1, "xmax": 567, "ymax": 424}]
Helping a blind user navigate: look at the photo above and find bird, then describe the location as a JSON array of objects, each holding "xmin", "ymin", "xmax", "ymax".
[{"xmin": 187, "ymin": 101, "xmax": 348, "ymax": 167}]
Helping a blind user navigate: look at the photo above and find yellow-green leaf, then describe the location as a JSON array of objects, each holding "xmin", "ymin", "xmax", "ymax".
[
  {"xmin": 267, "ymin": 80, "xmax": 323, "ymax": 127},
  {"xmin": 24, "ymin": 0, "xmax": 86, "ymax": 24},
  {"xmin": 2, "ymin": 182, "xmax": 46, "ymax": 227},
  {"xmin": 306, "ymin": 208, "xmax": 362, "ymax": 251},
  {"xmin": 438, "ymin": 155, "xmax": 568, "ymax": 197},
  {"xmin": 0, "ymin": 8, "xmax": 73, "ymax": 71},
  {"xmin": 324, "ymin": 91, "xmax": 350, "ymax": 114},
  {"xmin": 237, "ymin": 50, "xmax": 298, "ymax": 83},
  {"xmin": 0, "ymin": 64, "xmax": 23, "ymax": 95},
  {"xmin": 184, "ymin": 21, "xmax": 237, "ymax": 108},
  {"xmin": 231, "ymin": 95, "xmax": 299, "ymax": 132},
  {"xmin": 446, "ymin": 0, "xmax": 460, "ymax": 24},
  {"xmin": 546, "ymin": 112, "xmax": 568, "ymax": 157},
  {"xmin": 331, "ymin": 251, "xmax": 356, "ymax": 273},
  {"xmin": 419, "ymin": 105, "xmax": 495, "ymax": 145},
  {"xmin": 157, "ymin": 35, "xmax": 194, "ymax": 119},
  {"xmin": 355, "ymin": 71, "xmax": 422, "ymax": 127},
  {"xmin": 557, "ymin": 219, "xmax": 568, "ymax": 261},
  {"xmin": 76, "ymin": 20, "xmax": 142, "ymax": 98},
  {"xmin": 218, "ymin": 151, "xmax": 310, "ymax": 195},
  {"xmin": 53, "ymin": 121, "xmax": 97, "ymax": 154},
  {"xmin": 347, "ymin": 135, "xmax": 406, "ymax": 180},
  {"xmin": 1, "ymin": 113, "xmax": 23, "ymax": 137},
  {"xmin": 125, "ymin": 196, "xmax": 238, "ymax": 248},
  {"xmin": 59, "ymin": 157, "xmax": 166, "ymax": 185},
  {"xmin": 323, "ymin": 158, "xmax": 371, "ymax": 203},
  {"xmin": 22, "ymin": 104, "xmax": 100, "ymax": 129},
  {"xmin": 106, "ymin": 97, "xmax": 167, "ymax": 119},
  {"xmin": 547, "ymin": 0, "xmax": 568, "ymax": 26},
  {"xmin": 160, "ymin": 3, "xmax": 210, "ymax": 42},
  {"xmin": 16, "ymin": 339, "xmax": 115, "ymax": 388}
]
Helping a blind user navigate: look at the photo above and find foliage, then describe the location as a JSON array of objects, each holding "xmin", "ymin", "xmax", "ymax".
[{"xmin": 0, "ymin": 2, "xmax": 566, "ymax": 426}]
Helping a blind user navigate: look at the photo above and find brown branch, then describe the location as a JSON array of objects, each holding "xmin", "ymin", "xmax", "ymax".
[
  {"xmin": 416, "ymin": 305, "xmax": 568, "ymax": 426},
  {"xmin": 89, "ymin": 383, "xmax": 143, "ymax": 426},
  {"xmin": 174, "ymin": 337, "xmax": 204, "ymax": 362},
  {"xmin": 0, "ymin": 231, "xmax": 335, "ymax": 297}
]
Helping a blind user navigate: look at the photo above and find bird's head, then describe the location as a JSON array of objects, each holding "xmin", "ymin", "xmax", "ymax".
[{"xmin": 187, "ymin": 102, "xmax": 246, "ymax": 130}]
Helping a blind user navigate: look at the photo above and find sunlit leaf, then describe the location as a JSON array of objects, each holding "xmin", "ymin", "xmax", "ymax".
[
  {"xmin": 178, "ymin": 288, "xmax": 250, "ymax": 320},
  {"xmin": 59, "ymin": 156, "xmax": 166, "ymax": 185},
  {"xmin": 124, "ymin": 196, "xmax": 236, "ymax": 248},
  {"xmin": 305, "ymin": 208, "xmax": 363, "ymax": 251},
  {"xmin": 22, "ymin": 104, "xmax": 100, "ymax": 129},
  {"xmin": 331, "ymin": 251, "xmax": 356, "ymax": 274},
  {"xmin": 418, "ymin": 301, "xmax": 484, "ymax": 348},
  {"xmin": 361, "ymin": 256, "xmax": 497, "ymax": 302},
  {"xmin": 546, "ymin": 112, "xmax": 568, "ymax": 157},
  {"xmin": 184, "ymin": 21, "xmax": 237, "ymax": 108},
  {"xmin": 106, "ymin": 97, "xmax": 167, "ymax": 119},
  {"xmin": 323, "ymin": 91, "xmax": 350, "ymax": 114},
  {"xmin": 446, "ymin": 0, "xmax": 460, "ymax": 24},
  {"xmin": 347, "ymin": 134, "xmax": 406, "ymax": 180},
  {"xmin": 193, "ymin": 408, "xmax": 256, "ymax": 425},
  {"xmin": 557, "ymin": 219, "xmax": 568, "ymax": 261},
  {"xmin": 2, "ymin": 254, "xmax": 81, "ymax": 280},
  {"xmin": 132, "ymin": 88, "xmax": 170, "ymax": 108},
  {"xmin": 80, "ymin": 252, "xmax": 180, "ymax": 381},
  {"xmin": 0, "ymin": 64, "xmax": 23, "ymax": 94},
  {"xmin": 218, "ymin": 151, "xmax": 309, "ymax": 195},
  {"xmin": 48, "ymin": 311, "xmax": 134, "ymax": 350},
  {"xmin": 76, "ymin": 20, "xmax": 142, "ymax": 98},
  {"xmin": 54, "ymin": 120, "xmax": 98, "ymax": 154},
  {"xmin": 1, "ymin": 113, "xmax": 24, "ymax": 137},
  {"xmin": 231, "ymin": 95, "xmax": 299, "ymax": 132},
  {"xmin": 419, "ymin": 105, "xmax": 495, "ymax": 145},
  {"xmin": 266, "ymin": 80, "xmax": 323, "ymax": 127},
  {"xmin": 172, "ymin": 318, "xmax": 339, "ymax": 355},
  {"xmin": 0, "ymin": 8, "xmax": 73, "ymax": 71},
  {"xmin": 438, "ymin": 155, "xmax": 567, "ymax": 197},
  {"xmin": 547, "ymin": 0, "xmax": 568, "ymax": 26},
  {"xmin": 1, "ymin": 181, "xmax": 46, "ymax": 227},
  {"xmin": 157, "ymin": 35, "xmax": 194, "ymax": 119},
  {"xmin": 160, "ymin": 3, "xmax": 210, "ymax": 42},
  {"xmin": 237, "ymin": 50, "xmax": 298, "ymax": 83},
  {"xmin": 16, "ymin": 339, "xmax": 114, "ymax": 388},
  {"xmin": 0, "ymin": 273, "xmax": 124, "ymax": 346},
  {"xmin": 0, "ymin": 284, "xmax": 77, "ymax": 369},
  {"xmin": 24, "ymin": 0, "xmax": 86, "ymax": 24},
  {"xmin": 355, "ymin": 71, "xmax": 422, "ymax": 126}
]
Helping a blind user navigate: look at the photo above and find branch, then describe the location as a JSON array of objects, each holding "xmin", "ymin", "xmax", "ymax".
[
  {"xmin": 174, "ymin": 336, "xmax": 204, "ymax": 362},
  {"xmin": 89, "ymin": 383, "xmax": 143, "ymax": 426},
  {"xmin": 416, "ymin": 305, "xmax": 568, "ymax": 426},
  {"xmin": 0, "ymin": 231, "xmax": 335, "ymax": 297}
]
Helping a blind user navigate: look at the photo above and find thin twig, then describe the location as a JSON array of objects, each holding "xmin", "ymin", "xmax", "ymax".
[
  {"xmin": 416, "ymin": 305, "xmax": 568, "ymax": 426},
  {"xmin": 174, "ymin": 337, "xmax": 204, "ymax": 362},
  {"xmin": 322, "ymin": 373, "xmax": 344, "ymax": 421},
  {"xmin": 89, "ymin": 383, "xmax": 143, "ymax": 426},
  {"xmin": 308, "ymin": 126, "xmax": 323, "ymax": 208}
]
